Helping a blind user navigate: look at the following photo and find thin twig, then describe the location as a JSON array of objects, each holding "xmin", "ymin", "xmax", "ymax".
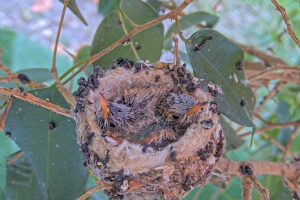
[
  {"xmin": 282, "ymin": 126, "xmax": 299, "ymax": 162},
  {"xmin": 248, "ymin": 66, "xmax": 300, "ymax": 80},
  {"xmin": 51, "ymin": 0, "xmax": 75, "ymax": 106},
  {"xmin": 7, "ymin": 151, "xmax": 24, "ymax": 165},
  {"xmin": 0, "ymin": 49, "xmax": 46, "ymax": 88},
  {"xmin": 0, "ymin": 87, "xmax": 72, "ymax": 118},
  {"xmin": 240, "ymin": 120, "xmax": 300, "ymax": 138},
  {"xmin": 242, "ymin": 176, "xmax": 253, "ymax": 200},
  {"xmin": 270, "ymin": 0, "xmax": 300, "ymax": 47},
  {"xmin": 250, "ymin": 175, "xmax": 270, "ymax": 200},
  {"xmin": 171, "ymin": 32, "xmax": 181, "ymax": 66},
  {"xmin": 237, "ymin": 43, "xmax": 287, "ymax": 66},
  {"xmin": 58, "ymin": 0, "xmax": 194, "ymax": 83},
  {"xmin": 77, "ymin": 181, "xmax": 112, "ymax": 200},
  {"xmin": 255, "ymin": 81, "xmax": 286, "ymax": 113},
  {"xmin": 175, "ymin": 17, "xmax": 189, "ymax": 43},
  {"xmin": 0, "ymin": 96, "xmax": 13, "ymax": 130}
]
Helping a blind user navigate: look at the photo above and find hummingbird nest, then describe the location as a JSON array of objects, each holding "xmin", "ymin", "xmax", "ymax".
[{"xmin": 73, "ymin": 57, "xmax": 225, "ymax": 200}]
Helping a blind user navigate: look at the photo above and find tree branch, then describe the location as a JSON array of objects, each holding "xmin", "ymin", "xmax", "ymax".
[
  {"xmin": 282, "ymin": 126, "xmax": 299, "ymax": 162},
  {"xmin": 270, "ymin": 0, "xmax": 300, "ymax": 47},
  {"xmin": 0, "ymin": 87, "xmax": 72, "ymax": 118},
  {"xmin": 59, "ymin": 0, "xmax": 194, "ymax": 83},
  {"xmin": 51, "ymin": 0, "xmax": 75, "ymax": 106}
]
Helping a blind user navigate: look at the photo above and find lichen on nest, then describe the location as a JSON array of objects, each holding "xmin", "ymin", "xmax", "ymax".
[{"xmin": 73, "ymin": 57, "xmax": 225, "ymax": 200}]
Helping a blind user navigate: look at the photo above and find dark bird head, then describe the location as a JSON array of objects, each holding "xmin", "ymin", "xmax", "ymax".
[
  {"xmin": 97, "ymin": 94, "xmax": 134, "ymax": 135},
  {"xmin": 162, "ymin": 93, "xmax": 206, "ymax": 127}
]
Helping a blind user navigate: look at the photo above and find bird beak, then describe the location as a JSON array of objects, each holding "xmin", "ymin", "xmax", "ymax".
[
  {"xmin": 186, "ymin": 103, "xmax": 206, "ymax": 117},
  {"xmin": 100, "ymin": 94, "xmax": 109, "ymax": 120}
]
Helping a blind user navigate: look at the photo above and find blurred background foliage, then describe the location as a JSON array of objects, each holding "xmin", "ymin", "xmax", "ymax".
[{"xmin": 0, "ymin": 0, "xmax": 299, "ymax": 199}]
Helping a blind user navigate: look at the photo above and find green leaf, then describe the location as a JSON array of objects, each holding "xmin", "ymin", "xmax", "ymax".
[
  {"xmin": 16, "ymin": 68, "xmax": 53, "ymax": 83},
  {"xmin": 0, "ymin": 133, "xmax": 19, "ymax": 192},
  {"xmin": 0, "ymin": 28, "xmax": 72, "ymax": 74},
  {"xmin": 147, "ymin": 0, "xmax": 162, "ymax": 13},
  {"xmin": 91, "ymin": 0, "xmax": 164, "ymax": 69},
  {"xmin": 58, "ymin": 0, "xmax": 88, "ymax": 25},
  {"xmin": 4, "ymin": 87, "xmax": 88, "ymax": 200},
  {"xmin": 219, "ymin": 116, "xmax": 245, "ymax": 150},
  {"xmin": 164, "ymin": 12, "xmax": 219, "ymax": 50},
  {"xmin": 98, "ymin": 0, "xmax": 121, "ymax": 16},
  {"xmin": 74, "ymin": 45, "xmax": 93, "ymax": 75},
  {"xmin": 4, "ymin": 152, "xmax": 44, "ymax": 200},
  {"xmin": 186, "ymin": 29, "xmax": 255, "ymax": 132}
]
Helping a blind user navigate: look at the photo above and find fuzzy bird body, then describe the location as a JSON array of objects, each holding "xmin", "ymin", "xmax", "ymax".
[{"xmin": 73, "ymin": 58, "xmax": 224, "ymax": 200}]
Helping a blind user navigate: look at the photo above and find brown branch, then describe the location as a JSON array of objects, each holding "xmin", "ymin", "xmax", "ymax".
[
  {"xmin": 0, "ymin": 49, "xmax": 46, "ymax": 89},
  {"xmin": 0, "ymin": 87, "xmax": 72, "ymax": 118},
  {"xmin": 7, "ymin": 151, "xmax": 24, "ymax": 165},
  {"xmin": 51, "ymin": 0, "xmax": 75, "ymax": 106},
  {"xmin": 240, "ymin": 120, "xmax": 300, "ymax": 138},
  {"xmin": 271, "ymin": 0, "xmax": 300, "ymax": 47},
  {"xmin": 77, "ymin": 181, "xmax": 112, "ymax": 200},
  {"xmin": 0, "ymin": 96, "xmax": 13, "ymax": 130},
  {"xmin": 248, "ymin": 66, "xmax": 300, "ymax": 80},
  {"xmin": 282, "ymin": 126, "xmax": 299, "ymax": 162},
  {"xmin": 216, "ymin": 157, "xmax": 300, "ymax": 181},
  {"xmin": 241, "ymin": 176, "xmax": 253, "ymax": 200},
  {"xmin": 171, "ymin": 32, "xmax": 181, "ymax": 66},
  {"xmin": 250, "ymin": 175, "xmax": 269, "ymax": 200},
  {"xmin": 237, "ymin": 43, "xmax": 287, "ymax": 66},
  {"xmin": 72, "ymin": 0, "xmax": 194, "ymax": 76},
  {"xmin": 255, "ymin": 81, "xmax": 286, "ymax": 113}
]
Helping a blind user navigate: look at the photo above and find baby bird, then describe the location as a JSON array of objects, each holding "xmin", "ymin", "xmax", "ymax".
[
  {"xmin": 96, "ymin": 91, "xmax": 206, "ymax": 149},
  {"xmin": 160, "ymin": 93, "xmax": 207, "ymax": 129}
]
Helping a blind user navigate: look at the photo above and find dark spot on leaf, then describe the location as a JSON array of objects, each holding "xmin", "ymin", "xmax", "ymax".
[
  {"xmin": 135, "ymin": 45, "xmax": 142, "ymax": 50},
  {"xmin": 5, "ymin": 131, "xmax": 11, "ymax": 137},
  {"xmin": 48, "ymin": 121, "xmax": 56, "ymax": 130},
  {"xmin": 17, "ymin": 73, "xmax": 30, "ymax": 84},
  {"xmin": 236, "ymin": 60, "xmax": 244, "ymax": 70},
  {"xmin": 117, "ymin": 20, "xmax": 122, "ymax": 25},
  {"xmin": 240, "ymin": 99, "xmax": 246, "ymax": 106}
]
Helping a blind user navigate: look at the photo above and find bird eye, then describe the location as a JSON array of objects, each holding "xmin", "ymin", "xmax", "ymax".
[
  {"xmin": 172, "ymin": 114, "xmax": 180, "ymax": 120},
  {"xmin": 109, "ymin": 122, "xmax": 116, "ymax": 128}
]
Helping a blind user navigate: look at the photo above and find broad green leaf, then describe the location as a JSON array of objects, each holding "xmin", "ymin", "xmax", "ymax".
[
  {"xmin": 58, "ymin": 0, "xmax": 88, "ymax": 25},
  {"xmin": 164, "ymin": 11, "xmax": 218, "ymax": 50},
  {"xmin": 4, "ymin": 87, "xmax": 88, "ymax": 200},
  {"xmin": 16, "ymin": 68, "xmax": 53, "ymax": 83},
  {"xmin": 219, "ymin": 116, "xmax": 245, "ymax": 150},
  {"xmin": 0, "ymin": 28, "xmax": 72, "ymax": 74},
  {"xmin": 147, "ymin": 0, "xmax": 162, "ymax": 13},
  {"xmin": 4, "ymin": 152, "xmax": 43, "ymax": 200},
  {"xmin": 186, "ymin": 29, "xmax": 255, "ymax": 132},
  {"xmin": 98, "ymin": 0, "xmax": 121, "ymax": 16},
  {"xmin": 91, "ymin": 0, "xmax": 164, "ymax": 69},
  {"xmin": 0, "ymin": 133, "xmax": 19, "ymax": 192}
]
